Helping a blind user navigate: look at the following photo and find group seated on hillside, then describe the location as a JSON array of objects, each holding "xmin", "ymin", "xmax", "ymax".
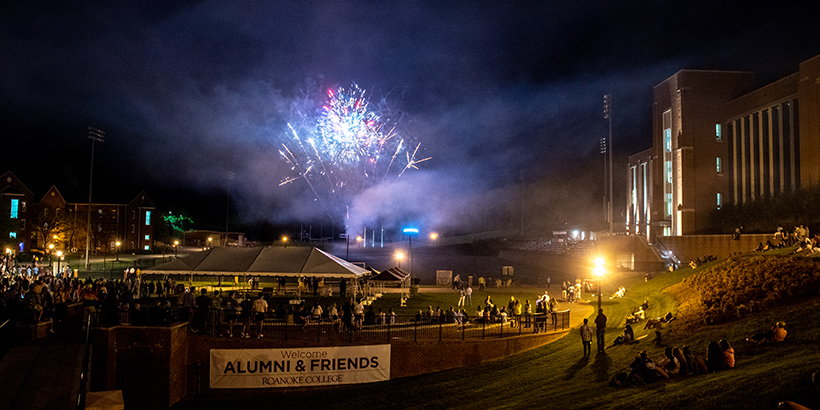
[
  {"xmin": 611, "ymin": 340, "xmax": 735, "ymax": 387},
  {"xmin": 689, "ymin": 255, "xmax": 717, "ymax": 269},
  {"xmin": 755, "ymin": 240, "xmax": 782, "ymax": 252},
  {"xmin": 793, "ymin": 235, "xmax": 820, "ymax": 255},
  {"xmin": 612, "ymin": 324, "xmax": 635, "ymax": 346},
  {"xmin": 610, "ymin": 286, "xmax": 627, "ymax": 299},
  {"xmin": 625, "ymin": 306, "xmax": 646, "ymax": 324},
  {"xmin": 745, "ymin": 321, "xmax": 787, "ymax": 345}
]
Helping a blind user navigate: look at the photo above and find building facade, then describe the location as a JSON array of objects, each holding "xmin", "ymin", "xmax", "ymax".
[
  {"xmin": 630, "ymin": 53, "xmax": 820, "ymax": 240},
  {"xmin": 0, "ymin": 171, "xmax": 155, "ymax": 254},
  {"xmin": 625, "ymin": 148, "xmax": 656, "ymax": 238}
]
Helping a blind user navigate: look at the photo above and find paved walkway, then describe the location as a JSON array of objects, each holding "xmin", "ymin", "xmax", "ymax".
[{"xmin": 0, "ymin": 323, "xmax": 85, "ymax": 410}]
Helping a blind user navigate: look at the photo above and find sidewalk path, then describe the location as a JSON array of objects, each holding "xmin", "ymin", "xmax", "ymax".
[{"xmin": 0, "ymin": 325, "xmax": 85, "ymax": 410}]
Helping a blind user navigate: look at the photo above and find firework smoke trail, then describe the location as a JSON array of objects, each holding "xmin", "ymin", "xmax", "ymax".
[{"xmin": 277, "ymin": 83, "xmax": 430, "ymax": 219}]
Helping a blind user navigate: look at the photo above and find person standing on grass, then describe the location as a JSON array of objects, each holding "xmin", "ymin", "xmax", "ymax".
[
  {"xmin": 252, "ymin": 293, "xmax": 268, "ymax": 338},
  {"xmin": 580, "ymin": 318, "xmax": 594, "ymax": 357},
  {"xmin": 595, "ymin": 308, "xmax": 607, "ymax": 353}
]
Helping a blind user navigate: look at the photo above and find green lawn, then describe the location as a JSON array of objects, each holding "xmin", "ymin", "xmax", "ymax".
[{"xmin": 174, "ymin": 257, "xmax": 820, "ymax": 410}]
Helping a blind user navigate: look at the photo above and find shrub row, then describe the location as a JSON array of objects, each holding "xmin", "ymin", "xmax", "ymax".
[{"xmin": 683, "ymin": 255, "xmax": 820, "ymax": 324}]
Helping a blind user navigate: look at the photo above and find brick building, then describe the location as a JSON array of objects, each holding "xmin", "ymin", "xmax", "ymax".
[
  {"xmin": 628, "ymin": 53, "xmax": 820, "ymax": 240},
  {"xmin": 0, "ymin": 171, "xmax": 155, "ymax": 254}
]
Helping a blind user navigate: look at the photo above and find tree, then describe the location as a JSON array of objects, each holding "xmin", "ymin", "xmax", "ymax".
[{"xmin": 30, "ymin": 205, "xmax": 67, "ymax": 249}]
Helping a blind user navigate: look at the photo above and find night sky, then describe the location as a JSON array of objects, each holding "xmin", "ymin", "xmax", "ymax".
[{"xmin": 2, "ymin": 1, "xmax": 818, "ymax": 238}]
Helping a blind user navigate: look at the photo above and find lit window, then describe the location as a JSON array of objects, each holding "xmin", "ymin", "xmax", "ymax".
[
  {"xmin": 145, "ymin": 235, "xmax": 150, "ymax": 240},
  {"xmin": 98, "ymin": 209, "xmax": 103, "ymax": 215},
  {"xmin": 21, "ymin": 201, "xmax": 26, "ymax": 212},
  {"xmin": 663, "ymin": 110, "xmax": 672, "ymax": 152},
  {"xmin": 144, "ymin": 245, "xmax": 150, "ymax": 250},
  {"xmin": 716, "ymin": 157, "xmax": 723, "ymax": 174},
  {"xmin": 145, "ymin": 211, "xmax": 151, "ymax": 226},
  {"xmin": 717, "ymin": 193, "xmax": 722, "ymax": 209},
  {"xmin": 716, "ymin": 124, "xmax": 722, "ymax": 141},
  {"xmin": 9, "ymin": 232, "xmax": 16, "ymax": 238},
  {"xmin": 10, "ymin": 199, "xmax": 18, "ymax": 219}
]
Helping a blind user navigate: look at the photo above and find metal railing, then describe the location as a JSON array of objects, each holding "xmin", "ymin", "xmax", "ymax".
[{"xmin": 90, "ymin": 307, "xmax": 571, "ymax": 343}]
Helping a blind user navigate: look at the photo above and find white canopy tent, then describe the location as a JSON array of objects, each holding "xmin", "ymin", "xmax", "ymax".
[{"xmin": 142, "ymin": 246, "xmax": 369, "ymax": 297}]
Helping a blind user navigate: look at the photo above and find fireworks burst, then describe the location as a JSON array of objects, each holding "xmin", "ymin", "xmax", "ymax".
[{"xmin": 278, "ymin": 84, "xmax": 430, "ymax": 215}]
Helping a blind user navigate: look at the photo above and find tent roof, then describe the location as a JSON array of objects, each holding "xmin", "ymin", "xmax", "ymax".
[
  {"xmin": 370, "ymin": 267, "xmax": 410, "ymax": 282},
  {"xmin": 143, "ymin": 246, "xmax": 368, "ymax": 278}
]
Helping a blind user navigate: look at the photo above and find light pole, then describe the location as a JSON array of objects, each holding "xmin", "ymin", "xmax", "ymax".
[
  {"xmin": 402, "ymin": 228, "xmax": 418, "ymax": 276},
  {"xmin": 48, "ymin": 244, "xmax": 54, "ymax": 268},
  {"xmin": 208, "ymin": 236, "xmax": 213, "ymax": 249},
  {"xmin": 85, "ymin": 127, "xmax": 105, "ymax": 269},
  {"xmin": 57, "ymin": 251, "xmax": 63, "ymax": 276},
  {"xmin": 115, "ymin": 241, "xmax": 120, "ymax": 261},
  {"xmin": 593, "ymin": 257, "xmax": 607, "ymax": 310},
  {"xmin": 282, "ymin": 236, "xmax": 288, "ymax": 248},
  {"xmin": 174, "ymin": 240, "xmax": 179, "ymax": 258}
]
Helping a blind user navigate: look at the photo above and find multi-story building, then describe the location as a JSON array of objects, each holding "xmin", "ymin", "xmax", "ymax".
[
  {"xmin": 0, "ymin": 171, "xmax": 155, "ymax": 254},
  {"xmin": 0, "ymin": 172, "xmax": 35, "ymax": 253},
  {"xmin": 628, "ymin": 53, "xmax": 820, "ymax": 240}
]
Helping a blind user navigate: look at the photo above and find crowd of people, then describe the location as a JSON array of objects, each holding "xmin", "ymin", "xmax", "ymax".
[
  {"xmin": 611, "ymin": 320, "xmax": 788, "ymax": 388},
  {"xmin": 611, "ymin": 340, "xmax": 735, "ymax": 387}
]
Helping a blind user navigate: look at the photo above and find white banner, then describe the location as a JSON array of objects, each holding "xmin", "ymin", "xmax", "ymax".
[{"xmin": 209, "ymin": 345, "xmax": 391, "ymax": 389}]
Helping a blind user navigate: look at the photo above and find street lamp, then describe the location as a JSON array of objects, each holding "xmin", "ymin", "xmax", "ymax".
[
  {"xmin": 282, "ymin": 236, "xmax": 288, "ymax": 247},
  {"xmin": 115, "ymin": 241, "xmax": 121, "ymax": 261},
  {"xmin": 402, "ymin": 228, "xmax": 418, "ymax": 276},
  {"xmin": 592, "ymin": 257, "xmax": 607, "ymax": 310},
  {"xmin": 57, "ymin": 250, "xmax": 63, "ymax": 276},
  {"xmin": 208, "ymin": 236, "xmax": 213, "ymax": 248},
  {"xmin": 395, "ymin": 252, "xmax": 404, "ymax": 269},
  {"xmin": 48, "ymin": 244, "xmax": 54, "ymax": 267},
  {"xmin": 174, "ymin": 240, "xmax": 179, "ymax": 258}
]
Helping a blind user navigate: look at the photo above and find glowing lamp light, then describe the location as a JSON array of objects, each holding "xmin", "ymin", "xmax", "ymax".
[
  {"xmin": 430, "ymin": 233, "xmax": 438, "ymax": 241},
  {"xmin": 395, "ymin": 252, "xmax": 404, "ymax": 260},
  {"xmin": 356, "ymin": 236, "xmax": 363, "ymax": 242},
  {"xmin": 402, "ymin": 228, "xmax": 419, "ymax": 235},
  {"xmin": 593, "ymin": 257, "xmax": 606, "ymax": 277}
]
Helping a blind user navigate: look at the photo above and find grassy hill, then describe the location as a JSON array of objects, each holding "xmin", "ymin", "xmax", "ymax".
[{"xmin": 175, "ymin": 250, "xmax": 820, "ymax": 410}]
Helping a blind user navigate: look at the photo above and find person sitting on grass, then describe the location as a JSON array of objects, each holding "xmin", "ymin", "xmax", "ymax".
[
  {"xmin": 613, "ymin": 324, "xmax": 635, "ymax": 346},
  {"xmin": 745, "ymin": 321, "xmax": 787, "ymax": 345},
  {"xmin": 672, "ymin": 347, "xmax": 689, "ymax": 376},
  {"xmin": 627, "ymin": 350, "xmax": 670, "ymax": 385},
  {"xmin": 682, "ymin": 345, "xmax": 707, "ymax": 375},
  {"xmin": 720, "ymin": 339, "xmax": 735, "ymax": 369},
  {"xmin": 657, "ymin": 347, "xmax": 680, "ymax": 377},
  {"xmin": 707, "ymin": 341, "xmax": 725, "ymax": 373}
]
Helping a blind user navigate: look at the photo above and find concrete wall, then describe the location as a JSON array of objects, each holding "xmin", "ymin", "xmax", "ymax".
[
  {"xmin": 656, "ymin": 233, "xmax": 772, "ymax": 264},
  {"xmin": 94, "ymin": 326, "xmax": 568, "ymax": 406}
]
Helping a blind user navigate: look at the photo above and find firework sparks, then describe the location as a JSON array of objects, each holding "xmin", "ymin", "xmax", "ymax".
[{"xmin": 278, "ymin": 83, "xmax": 430, "ymax": 211}]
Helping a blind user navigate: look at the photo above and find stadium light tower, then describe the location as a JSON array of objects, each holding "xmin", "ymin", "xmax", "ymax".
[{"xmin": 85, "ymin": 127, "xmax": 105, "ymax": 269}]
